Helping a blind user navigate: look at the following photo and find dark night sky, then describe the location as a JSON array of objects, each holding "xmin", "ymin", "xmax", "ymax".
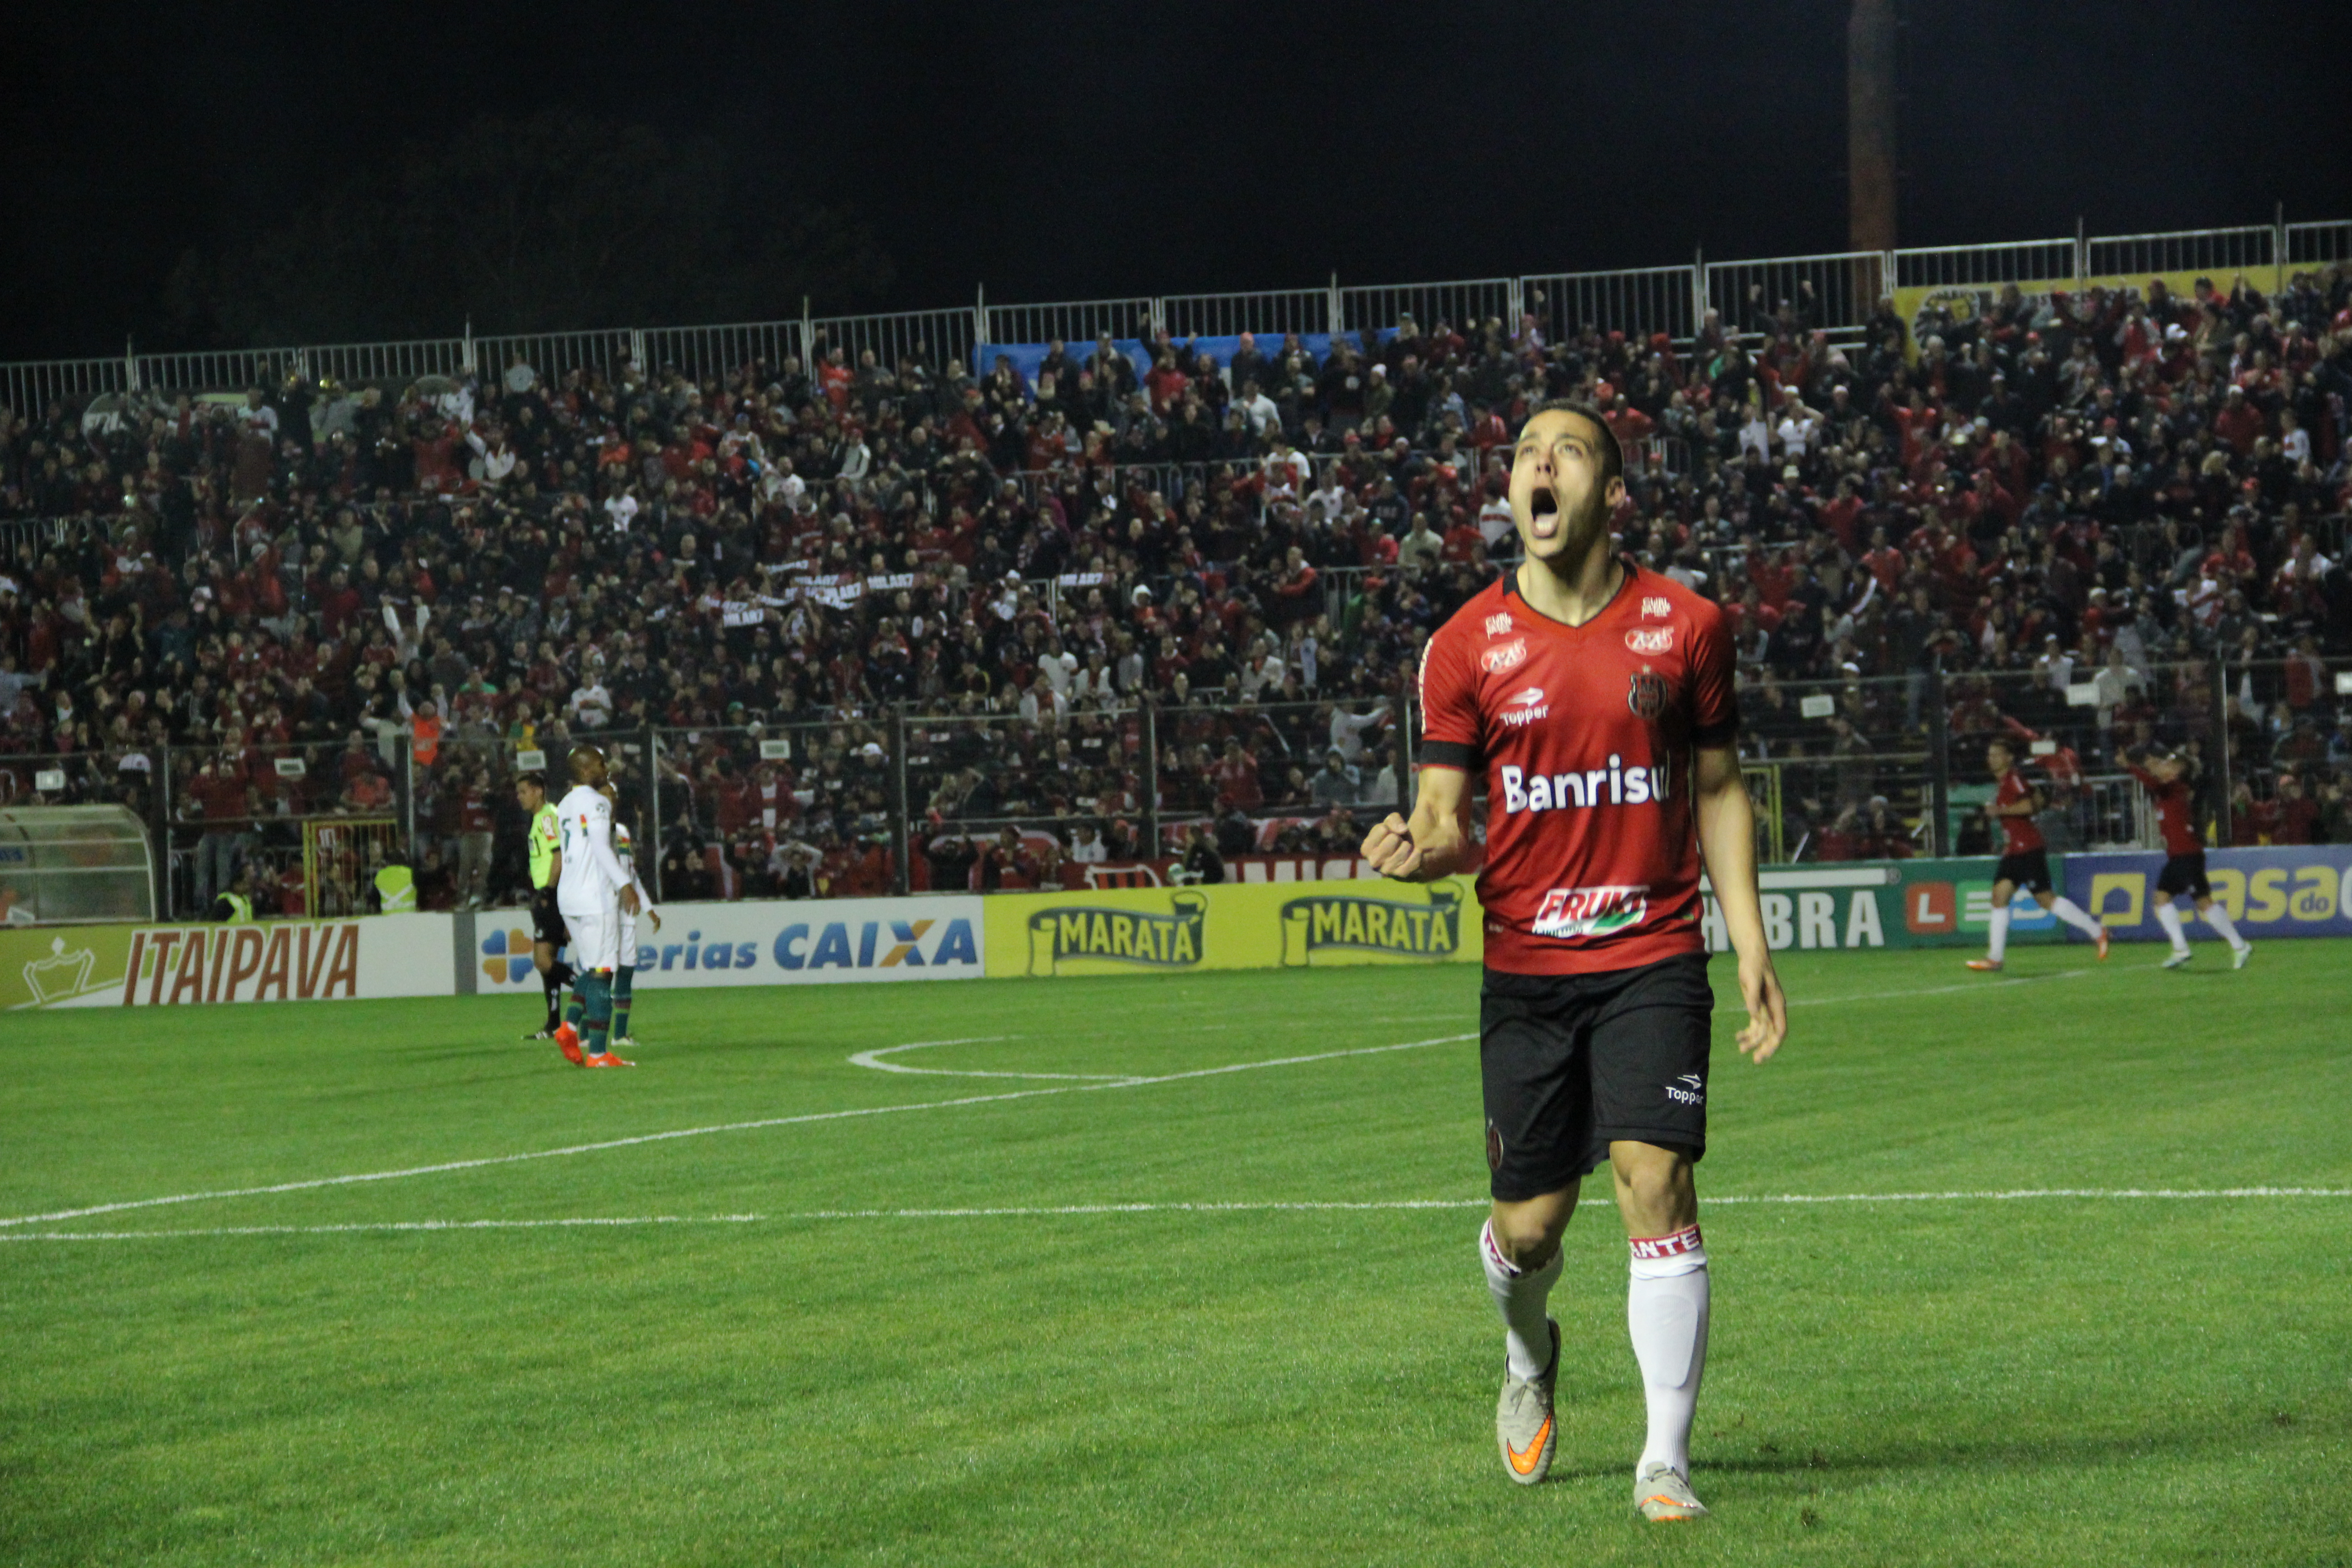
[{"xmin": 4, "ymin": 0, "xmax": 2347, "ymax": 362}]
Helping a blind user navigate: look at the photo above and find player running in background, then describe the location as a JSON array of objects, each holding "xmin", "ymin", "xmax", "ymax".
[
  {"xmin": 1967, "ymin": 735, "xmax": 2109, "ymax": 971},
  {"xmin": 1362, "ymin": 401, "xmax": 1786, "ymax": 1522},
  {"xmin": 513, "ymin": 772, "xmax": 576, "ymax": 1040},
  {"xmin": 2123, "ymin": 747, "xmax": 2252, "ymax": 970},
  {"xmin": 599, "ymin": 782, "xmax": 661, "ymax": 1050},
  {"xmin": 548, "ymin": 745, "xmax": 640, "ymax": 1068}
]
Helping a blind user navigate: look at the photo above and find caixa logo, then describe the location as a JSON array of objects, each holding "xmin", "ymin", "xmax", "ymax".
[{"xmin": 770, "ymin": 917, "xmax": 980, "ymax": 972}]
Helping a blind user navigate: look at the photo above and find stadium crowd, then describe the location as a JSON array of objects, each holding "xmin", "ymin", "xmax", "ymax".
[{"xmin": 4, "ymin": 258, "xmax": 2352, "ymax": 911}]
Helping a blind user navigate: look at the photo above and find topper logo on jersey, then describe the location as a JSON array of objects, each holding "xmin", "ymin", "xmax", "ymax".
[
  {"xmin": 1624, "ymin": 627, "xmax": 1675, "ymax": 655},
  {"xmin": 1642, "ymin": 597, "xmax": 1672, "ymax": 618},
  {"xmin": 1533, "ymin": 884, "xmax": 1650, "ymax": 939},
  {"xmin": 1485, "ymin": 612, "xmax": 1514, "ymax": 638},
  {"xmin": 1480, "ymin": 638, "xmax": 1528, "ymax": 675},
  {"xmin": 1498, "ymin": 755, "xmax": 1671, "ymax": 812},
  {"xmin": 1499, "ymin": 686, "xmax": 1549, "ymax": 727}
]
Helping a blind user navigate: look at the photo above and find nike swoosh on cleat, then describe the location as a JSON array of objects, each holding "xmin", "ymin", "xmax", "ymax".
[{"xmin": 1506, "ymin": 1414, "xmax": 1553, "ymax": 1474}]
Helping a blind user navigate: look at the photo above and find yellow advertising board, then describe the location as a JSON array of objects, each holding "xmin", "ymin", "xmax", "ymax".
[
  {"xmin": 981, "ymin": 876, "xmax": 1482, "ymax": 979},
  {"xmin": 1892, "ymin": 265, "xmax": 2269, "ymax": 365}
]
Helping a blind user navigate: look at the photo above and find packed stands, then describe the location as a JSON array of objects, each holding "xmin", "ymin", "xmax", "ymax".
[{"xmin": 4, "ymin": 230, "xmax": 2351, "ymax": 916}]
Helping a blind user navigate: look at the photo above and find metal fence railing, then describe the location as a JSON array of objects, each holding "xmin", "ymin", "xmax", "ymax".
[
  {"xmin": 10, "ymin": 215, "xmax": 2344, "ymax": 417},
  {"xmin": 5, "ymin": 644, "xmax": 2345, "ymax": 923}
]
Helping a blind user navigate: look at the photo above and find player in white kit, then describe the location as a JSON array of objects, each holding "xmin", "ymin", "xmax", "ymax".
[
  {"xmin": 601, "ymin": 782, "xmax": 660, "ymax": 1051},
  {"xmin": 549, "ymin": 744, "xmax": 640, "ymax": 1068}
]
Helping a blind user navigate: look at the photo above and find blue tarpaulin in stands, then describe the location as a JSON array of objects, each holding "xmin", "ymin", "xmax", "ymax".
[{"xmin": 972, "ymin": 331, "xmax": 1396, "ymax": 393}]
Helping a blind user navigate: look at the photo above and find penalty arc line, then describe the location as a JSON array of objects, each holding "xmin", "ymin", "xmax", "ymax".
[
  {"xmin": 0, "ymin": 1033, "xmax": 1479, "ymax": 1230},
  {"xmin": 8, "ymin": 1188, "xmax": 2352, "ymax": 1241}
]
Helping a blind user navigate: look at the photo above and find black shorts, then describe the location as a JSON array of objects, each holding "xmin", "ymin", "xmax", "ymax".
[
  {"xmin": 1479, "ymin": 952, "xmax": 1714, "ymax": 1203},
  {"xmin": 1994, "ymin": 849, "xmax": 2053, "ymax": 894},
  {"xmin": 530, "ymin": 886, "xmax": 569, "ymax": 948},
  {"xmin": 2156, "ymin": 852, "xmax": 2210, "ymax": 901}
]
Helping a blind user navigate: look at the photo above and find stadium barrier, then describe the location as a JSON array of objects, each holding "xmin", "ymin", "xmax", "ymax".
[
  {"xmin": 2067, "ymin": 845, "xmax": 2352, "ymax": 942},
  {"xmin": 1, "ymin": 913, "xmax": 458, "ymax": 1010},
  {"xmin": 982, "ymin": 875, "xmax": 1479, "ymax": 978},
  {"xmin": 460, "ymin": 897, "xmax": 985, "ymax": 995},
  {"xmin": 1699, "ymin": 847, "xmax": 2352, "ymax": 955},
  {"xmin": 9, "ymin": 849, "xmax": 2347, "ymax": 1010}
]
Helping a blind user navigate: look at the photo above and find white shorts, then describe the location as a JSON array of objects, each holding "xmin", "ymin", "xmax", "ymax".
[{"xmin": 560, "ymin": 904, "xmax": 621, "ymax": 973}]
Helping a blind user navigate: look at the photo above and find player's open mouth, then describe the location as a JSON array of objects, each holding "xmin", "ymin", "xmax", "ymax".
[{"xmin": 1527, "ymin": 489, "xmax": 1561, "ymax": 537}]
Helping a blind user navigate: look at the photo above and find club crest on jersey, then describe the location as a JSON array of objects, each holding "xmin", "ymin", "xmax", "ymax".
[
  {"xmin": 1532, "ymin": 884, "xmax": 1650, "ymax": 940},
  {"xmin": 1480, "ymin": 637, "xmax": 1528, "ymax": 675},
  {"xmin": 1499, "ymin": 686, "xmax": 1549, "ymax": 727},
  {"xmin": 1642, "ymin": 596, "xmax": 1672, "ymax": 618},
  {"xmin": 1624, "ymin": 627, "xmax": 1675, "ymax": 656},
  {"xmin": 1484, "ymin": 611, "xmax": 1514, "ymax": 638},
  {"xmin": 1627, "ymin": 670, "xmax": 1668, "ymax": 720}
]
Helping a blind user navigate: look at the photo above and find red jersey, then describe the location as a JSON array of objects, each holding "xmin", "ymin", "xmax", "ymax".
[
  {"xmin": 1418, "ymin": 560, "xmax": 1737, "ymax": 975},
  {"xmin": 2127, "ymin": 765, "xmax": 2200, "ymax": 857},
  {"xmin": 1994, "ymin": 768, "xmax": 2044, "ymax": 855}
]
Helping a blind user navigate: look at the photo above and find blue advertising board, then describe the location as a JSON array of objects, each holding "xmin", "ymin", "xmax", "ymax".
[{"xmin": 2063, "ymin": 845, "xmax": 2352, "ymax": 942}]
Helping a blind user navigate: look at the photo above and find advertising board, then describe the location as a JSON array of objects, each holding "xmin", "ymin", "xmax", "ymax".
[{"xmin": 3, "ymin": 915, "xmax": 456, "ymax": 1010}]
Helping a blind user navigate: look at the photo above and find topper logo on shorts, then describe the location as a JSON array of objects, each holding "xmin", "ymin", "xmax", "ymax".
[
  {"xmin": 1498, "ymin": 686, "xmax": 1549, "ymax": 727},
  {"xmin": 1642, "ymin": 596, "xmax": 1672, "ymax": 618},
  {"xmin": 1485, "ymin": 612, "xmax": 1514, "ymax": 638},
  {"xmin": 1665, "ymin": 1072, "xmax": 1705, "ymax": 1106},
  {"xmin": 1532, "ymin": 884, "xmax": 1650, "ymax": 939},
  {"xmin": 1624, "ymin": 627, "xmax": 1675, "ymax": 655},
  {"xmin": 1481, "ymin": 637, "xmax": 1528, "ymax": 675}
]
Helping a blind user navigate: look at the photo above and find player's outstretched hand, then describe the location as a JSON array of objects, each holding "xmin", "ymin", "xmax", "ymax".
[
  {"xmin": 1361, "ymin": 812, "xmax": 1424, "ymax": 882},
  {"xmin": 1735, "ymin": 951, "xmax": 1787, "ymax": 1064}
]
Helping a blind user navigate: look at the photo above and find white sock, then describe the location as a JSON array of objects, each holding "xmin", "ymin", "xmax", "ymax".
[
  {"xmin": 1481, "ymin": 1220, "xmax": 1562, "ymax": 1381},
  {"xmin": 2153, "ymin": 901, "xmax": 2190, "ymax": 956},
  {"xmin": 1986, "ymin": 905, "xmax": 2011, "ymax": 962},
  {"xmin": 1627, "ymin": 1225, "xmax": 1710, "ymax": 1477},
  {"xmin": 2202, "ymin": 904, "xmax": 2248, "ymax": 951},
  {"xmin": 2049, "ymin": 897, "xmax": 2105, "ymax": 940}
]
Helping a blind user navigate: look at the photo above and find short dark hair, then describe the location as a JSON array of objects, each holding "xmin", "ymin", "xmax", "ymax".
[
  {"xmin": 514, "ymin": 770, "xmax": 547, "ymax": 791},
  {"xmin": 1524, "ymin": 399, "xmax": 1624, "ymax": 488}
]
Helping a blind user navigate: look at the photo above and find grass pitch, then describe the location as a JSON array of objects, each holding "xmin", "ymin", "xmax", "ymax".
[{"xmin": 3, "ymin": 942, "xmax": 2349, "ymax": 1567}]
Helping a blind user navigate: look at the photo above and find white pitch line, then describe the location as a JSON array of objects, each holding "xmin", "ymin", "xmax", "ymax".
[
  {"xmin": 0, "ymin": 967, "xmax": 2174, "ymax": 1235},
  {"xmin": 847, "ymin": 1036, "xmax": 1142, "ymax": 1083},
  {"xmin": 0, "ymin": 1033, "xmax": 1477, "ymax": 1230},
  {"xmin": 7, "ymin": 1188, "xmax": 2350, "ymax": 1242},
  {"xmin": 1786, "ymin": 968, "xmax": 2093, "ymax": 1007}
]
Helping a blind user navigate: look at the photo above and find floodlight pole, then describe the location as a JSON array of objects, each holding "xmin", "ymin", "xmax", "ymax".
[{"xmin": 1847, "ymin": 0, "xmax": 1899, "ymax": 254}]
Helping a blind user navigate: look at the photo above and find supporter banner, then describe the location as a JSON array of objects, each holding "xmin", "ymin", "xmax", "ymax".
[
  {"xmin": 1698, "ymin": 859, "xmax": 2067, "ymax": 953},
  {"xmin": 470, "ymin": 897, "xmax": 988, "ymax": 990},
  {"xmin": 2063, "ymin": 846, "xmax": 2352, "ymax": 942},
  {"xmin": 983, "ymin": 876, "xmax": 1479, "ymax": 979},
  {"xmin": 2, "ymin": 915, "xmax": 456, "ymax": 1010},
  {"xmin": 1892, "ymin": 266, "xmax": 2242, "ymax": 366}
]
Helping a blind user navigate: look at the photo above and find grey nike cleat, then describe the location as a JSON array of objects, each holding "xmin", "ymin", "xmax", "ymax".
[
  {"xmin": 2161, "ymin": 951, "xmax": 2193, "ymax": 969},
  {"xmin": 1495, "ymin": 1320, "xmax": 1560, "ymax": 1485},
  {"xmin": 1633, "ymin": 1461, "xmax": 1709, "ymax": 1521},
  {"xmin": 2232, "ymin": 943, "xmax": 2253, "ymax": 970}
]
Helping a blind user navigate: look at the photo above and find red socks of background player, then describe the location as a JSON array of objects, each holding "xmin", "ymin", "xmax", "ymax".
[{"xmin": 1627, "ymin": 1225, "xmax": 1710, "ymax": 1479}]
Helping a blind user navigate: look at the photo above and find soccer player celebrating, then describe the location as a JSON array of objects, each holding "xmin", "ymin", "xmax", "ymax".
[
  {"xmin": 548, "ymin": 745, "xmax": 640, "ymax": 1068},
  {"xmin": 1966, "ymin": 736, "xmax": 2109, "ymax": 971},
  {"xmin": 514, "ymin": 772, "xmax": 575, "ymax": 1042},
  {"xmin": 1361, "ymin": 401, "xmax": 1786, "ymax": 1521},
  {"xmin": 2123, "ymin": 747, "xmax": 2251, "ymax": 970}
]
